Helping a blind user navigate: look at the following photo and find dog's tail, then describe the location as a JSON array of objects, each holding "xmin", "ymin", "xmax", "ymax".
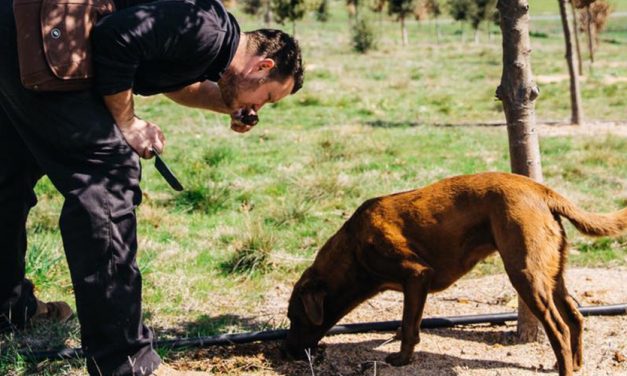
[{"xmin": 545, "ymin": 189, "xmax": 627, "ymax": 237}]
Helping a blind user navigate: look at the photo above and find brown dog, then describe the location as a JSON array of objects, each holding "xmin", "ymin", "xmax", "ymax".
[{"xmin": 284, "ymin": 172, "xmax": 626, "ymax": 376}]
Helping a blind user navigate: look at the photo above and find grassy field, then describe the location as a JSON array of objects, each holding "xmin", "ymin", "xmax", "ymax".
[{"xmin": 2, "ymin": 1, "xmax": 626, "ymax": 375}]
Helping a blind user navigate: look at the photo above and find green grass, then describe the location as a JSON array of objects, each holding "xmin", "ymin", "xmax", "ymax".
[{"xmin": 1, "ymin": 1, "xmax": 626, "ymax": 374}]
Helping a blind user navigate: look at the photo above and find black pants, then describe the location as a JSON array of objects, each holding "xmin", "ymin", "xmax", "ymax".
[{"xmin": 0, "ymin": 2, "xmax": 160, "ymax": 375}]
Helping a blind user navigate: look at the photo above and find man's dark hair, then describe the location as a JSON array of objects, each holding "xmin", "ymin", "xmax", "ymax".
[{"xmin": 245, "ymin": 29, "xmax": 304, "ymax": 94}]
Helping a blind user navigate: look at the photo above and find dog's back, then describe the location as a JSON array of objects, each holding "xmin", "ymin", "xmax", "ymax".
[{"xmin": 335, "ymin": 172, "xmax": 625, "ymax": 291}]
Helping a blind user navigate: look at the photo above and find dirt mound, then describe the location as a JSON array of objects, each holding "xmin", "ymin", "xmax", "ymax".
[{"xmin": 170, "ymin": 268, "xmax": 627, "ymax": 375}]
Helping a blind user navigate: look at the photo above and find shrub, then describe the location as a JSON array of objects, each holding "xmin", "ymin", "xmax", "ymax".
[
  {"xmin": 351, "ymin": 17, "xmax": 377, "ymax": 53},
  {"xmin": 220, "ymin": 222, "xmax": 276, "ymax": 275}
]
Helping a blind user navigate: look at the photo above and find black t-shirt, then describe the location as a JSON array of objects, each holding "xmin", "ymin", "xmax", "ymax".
[{"xmin": 92, "ymin": 0, "xmax": 240, "ymax": 96}]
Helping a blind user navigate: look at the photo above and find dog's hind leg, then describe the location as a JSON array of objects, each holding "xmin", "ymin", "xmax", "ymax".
[
  {"xmin": 384, "ymin": 262, "xmax": 434, "ymax": 367},
  {"xmin": 554, "ymin": 276, "xmax": 584, "ymax": 371},
  {"xmin": 501, "ymin": 247, "xmax": 573, "ymax": 376},
  {"xmin": 493, "ymin": 216, "xmax": 574, "ymax": 375}
]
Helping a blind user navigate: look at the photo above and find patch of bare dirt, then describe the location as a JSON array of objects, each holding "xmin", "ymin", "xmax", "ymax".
[
  {"xmin": 535, "ymin": 75, "xmax": 587, "ymax": 84},
  {"xmin": 169, "ymin": 268, "xmax": 627, "ymax": 375},
  {"xmin": 538, "ymin": 121, "xmax": 627, "ymax": 137},
  {"xmin": 534, "ymin": 74, "xmax": 627, "ymax": 85}
]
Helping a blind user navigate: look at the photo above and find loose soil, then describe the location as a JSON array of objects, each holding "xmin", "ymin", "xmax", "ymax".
[{"xmin": 169, "ymin": 267, "xmax": 627, "ymax": 375}]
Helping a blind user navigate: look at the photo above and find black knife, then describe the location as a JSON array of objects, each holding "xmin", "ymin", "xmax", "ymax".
[{"xmin": 152, "ymin": 148, "xmax": 184, "ymax": 191}]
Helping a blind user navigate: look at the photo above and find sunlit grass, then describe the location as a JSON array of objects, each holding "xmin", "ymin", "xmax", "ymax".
[{"xmin": 2, "ymin": 2, "xmax": 626, "ymax": 373}]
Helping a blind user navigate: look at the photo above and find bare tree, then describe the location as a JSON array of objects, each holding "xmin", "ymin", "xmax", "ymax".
[
  {"xmin": 577, "ymin": 0, "xmax": 613, "ymax": 68},
  {"xmin": 573, "ymin": 0, "xmax": 595, "ymax": 70},
  {"xmin": 585, "ymin": 5, "xmax": 595, "ymax": 63},
  {"xmin": 423, "ymin": 0, "xmax": 442, "ymax": 42},
  {"xmin": 558, "ymin": 0, "xmax": 583, "ymax": 125},
  {"xmin": 272, "ymin": 0, "xmax": 307, "ymax": 35},
  {"xmin": 569, "ymin": 0, "xmax": 583, "ymax": 75},
  {"xmin": 448, "ymin": 0, "xmax": 475, "ymax": 42},
  {"xmin": 347, "ymin": 0, "xmax": 358, "ymax": 20},
  {"xmin": 389, "ymin": 0, "xmax": 416, "ymax": 45},
  {"xmin": 242, "ymin": 0, "xmax": 273, "ymax": 25},
  {"xmin": 469, "ymin": 0, "xmax": 497, "ymax": 43},
  {"xmin": 495, "ymin": 0, "xmax": 543, "ymax": 341}
]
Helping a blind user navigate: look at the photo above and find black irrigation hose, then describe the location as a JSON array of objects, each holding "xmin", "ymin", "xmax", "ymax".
[{"xmin": 17, "ymin": 303, "xmax": 627, "ymax": 362}]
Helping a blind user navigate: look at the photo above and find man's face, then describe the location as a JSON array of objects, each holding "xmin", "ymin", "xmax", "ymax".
[{"xmin": 218, "ymin": 63, "xmax": 295, "ymax": 115}]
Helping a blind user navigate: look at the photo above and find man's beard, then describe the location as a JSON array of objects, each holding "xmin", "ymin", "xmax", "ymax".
[{"xmin": 218, "ymin": 68, "xmax": 262, "ymax": 110}]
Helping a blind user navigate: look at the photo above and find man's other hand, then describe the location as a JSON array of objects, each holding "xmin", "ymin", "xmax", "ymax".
[
  {"xmin": 230, "ymin": 108, "xmax": 258, "ymax": 133},
  {"xmin": 117, "ymin": 117, "xmax": 165, "ymax": 159}
]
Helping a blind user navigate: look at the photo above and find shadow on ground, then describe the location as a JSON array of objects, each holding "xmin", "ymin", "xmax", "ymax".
[
  {"xmin": 163, "ymin": 316, "xmax": 553, "ymax": 376},
  {"xmin": 151, "ymin": 313, "xmax": 270, "ymax": 339}
]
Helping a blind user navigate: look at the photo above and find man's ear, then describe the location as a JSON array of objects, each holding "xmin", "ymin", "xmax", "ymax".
[
  {"xmin": 300, "ymin": 289, "xmax": 326, "ymax": 326},
  {"xmin": 256, "ymin": 58, "xmax": 275, "ymax": 72}
]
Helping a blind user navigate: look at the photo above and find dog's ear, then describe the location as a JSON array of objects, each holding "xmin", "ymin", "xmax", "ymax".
[{"xmin": 300, "ymin": 288, "xmax": 326, "ymax": 326}]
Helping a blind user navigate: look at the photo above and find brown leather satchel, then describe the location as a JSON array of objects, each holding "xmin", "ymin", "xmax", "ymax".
[{"xmin": 13, "ymin": 0, "xmax": 116, "ymax": 91}]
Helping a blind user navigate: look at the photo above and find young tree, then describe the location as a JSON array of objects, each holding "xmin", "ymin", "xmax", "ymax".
[
  {"xmin": 496, "ymin": 0, "xmax": 543, "ymax": 342},
  {"xmin": 272, "ymin": 0, "xmax": 307, "ymax": 35},
  {"xmin": 315, "ymin": 0, "xmax": 330, "ymax": 22},
  {"xmin": 347, "ymin": 0, "xmax": 360, "ymax": 20},
  {"xmin": 447, "ymin": 0, "xmax": 476, "ymax": 41},
  {"xmin": 558, "ymin": 0, "xmax": 584, "ymax": 125},
  {"xmin": 352, "ymin": 17, "xmax": 378, "ymax": 52},
  {"xmin": 423, "ymin": 0, "xmax": 442, "ymax": 42},
  {"xmin": 242, "ymin": 0, "xmax": 274, "ymax": 25},
  {"xmin": 569, "ymin": 0, "xmax": 583, "ymax": 75},
  {"xmin": 577, "ymin": 0, "xmax": 613, "ymax": 65},
  {"xmin": 469, "ymin": 0, "xmax": 497, "ymax": 43},
  {"xmin": 414, "ymin": 0, "xmax": 429, "ymax": 21},
  {"xmin": 389, "ymin": 0, "xmax": 417, "ymax": 45},
  {"xmin": 369, "ymin": 0, "xmax": 388, "ymax": 26}
]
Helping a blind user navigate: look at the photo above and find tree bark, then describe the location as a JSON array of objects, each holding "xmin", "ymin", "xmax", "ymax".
[
  {"xmin": 496, "ymin": 0, "xmax": 544, "ymax": 343},
  {"xmin": 569, "ymin": 0, "xmax": 583, "ymax": 75},
  {"xmin": 586, "ymin": 5, "xmax": 595, "ymax": 64},
  {"xmin": 264, "ymin": 1, "xmax": 272, "ymax": 25},
  {"xmin": 401, "ymin": 16, "xmax": 408, "ymax": 45},
  {"xmin": 435, "ymin": 17, "xmax": 440, "ymax": 43},
  {"xmin": 558, "ymin": 0, "xmax": 584, "ymax": 125}
]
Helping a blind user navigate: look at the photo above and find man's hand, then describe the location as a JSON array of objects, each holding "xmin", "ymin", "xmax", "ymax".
[
  {"xmin": 117, "ymin": 116, "xmax": 165, "ymax": 159},
  {"xmin": 103, "ymin": 90, "xmax": 165, "ymax": 158},
  {"xmin": 230, "ymin": 108, "xmax": 259, "ymax": 133}
]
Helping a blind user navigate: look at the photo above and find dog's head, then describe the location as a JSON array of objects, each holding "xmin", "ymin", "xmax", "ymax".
[{"xmin": 282, "ymin": 267, "xmax": 331, "ymax": 359}]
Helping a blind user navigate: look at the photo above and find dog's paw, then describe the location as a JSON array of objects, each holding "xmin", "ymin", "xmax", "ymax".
[{"xmin": 385, "ymin": 352, "xmax": 411, "ymax": 367}]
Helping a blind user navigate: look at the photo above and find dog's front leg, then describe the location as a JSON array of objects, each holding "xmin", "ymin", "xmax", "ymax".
[{"xmin": 385, "ymin": 266, "xmax": 433, "ymax": 366}]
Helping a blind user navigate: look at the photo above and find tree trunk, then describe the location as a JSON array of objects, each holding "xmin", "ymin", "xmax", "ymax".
[
  {"xmin": 488, "ymin": 21, "xmax": 492, "ymax": 41},
  {"xmin": 496, "ymin": 0, "xmax": 544, "ymax": 343},
  {"xmin": 586, "ymin": 5, "xmax": 595, "ymax": 64},
  {"xmin": 401, "ymin": 16, "xmax": 408, "ymax": 45},
  {"xmin": 263, "ymin": 10, "xmax": 272, "ymax": 25},
  {"xmin": 569, "ymin": 0, "xmax": 583, "ymax": 76},
  {"xmin": 292, "ymin": 21, "xmax": 296, "ymax": 37},
  {"xmin": 558, "ymin": 0, "xmax": 583, "ymax": 125},
  {"xmin": 347, "ymin": 3, "xmax": 356, "ymax": 23},
  {"xmin": 264, "ymin": 0, "xmax": 272, "ymax": 25},
  {"xmin": 435, "ymin": 17, "xmax": 440, "ymax": 43}
]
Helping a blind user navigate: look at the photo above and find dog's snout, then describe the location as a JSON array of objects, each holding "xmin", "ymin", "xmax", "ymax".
[{"xmin": 281, "ymin": 344, "xmax": 307, "ymax": 360}]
